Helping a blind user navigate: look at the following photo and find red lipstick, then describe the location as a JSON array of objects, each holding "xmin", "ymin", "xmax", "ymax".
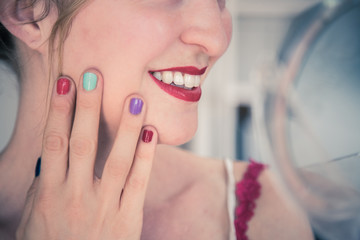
[
  {"xmin": 149, "ymin": 66, "xmax": 206, "ymax": 102},
  {"xmin": 155, "ymin": 66, "xmax": 207, "ymax": 75}
]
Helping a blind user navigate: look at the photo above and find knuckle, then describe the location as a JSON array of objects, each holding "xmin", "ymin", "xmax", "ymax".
[
  {"xmin": 77, "ymin": 95, "xmax": 99, "ymax": 110},
  {"xmin": 43, "ymin": 133, "xmax": 68, "ymax": 154},
  {"xmin": 114, "ymin": 213, "xmax": 142, "ymax": 238},
  {"xmin": 110, "ymin": 221, "xmax": 128, "ymax": 239},
  {"xmin": 66, "ymin": 198, "xmax": 85, "ymax": 219},
  {"xmin": 62, "ymin": 191, "xmax": 87, "ymax": 224},
  {"xmin": 106, "ymin": 159, "xmax": 130, "ymax": 179},
  {"xmin": 121, "ymin": 119, "xmax": 142, "ymax": 133},
  {"xmin": 128, "ymin": 175, "xmax": 146, "ymax": 191},
  {"xmin": 35, "ymin": 191, "xmax": 55, "ymax": 214},
  {"xmin": 51, "ymin": 96, "xmax": 73, "ymax": 115},
  {"xmin": 136, "ymin": 149, "xmax": 152, "ymax": 162},
  {"xmin": 111, "ymin": 218, "xmax": 137, "ymax": 239},
  {"xmin": 70, "ymin": 137, "xmax": 96, "ymax": 158}
]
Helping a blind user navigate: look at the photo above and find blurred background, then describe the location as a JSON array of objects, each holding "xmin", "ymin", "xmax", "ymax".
[
  {"xmin": 190, "ymin": 0, "xmax": 323, "ymax": 161},
  {"xmin": 189, "ymin": 0, "xmax": 359, "ymax": 162},
  {"xmin": 190, "ymin": 1, "xmax": 360, "ymax": 239},
  {"xmin": 0, "ymin": 55, "xmax": 18, "ymax": 152}
]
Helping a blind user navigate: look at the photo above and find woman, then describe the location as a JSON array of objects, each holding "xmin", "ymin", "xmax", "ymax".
[{"xmin": 0, "ymin": 0, "xmax": 314, "ymax": 239}]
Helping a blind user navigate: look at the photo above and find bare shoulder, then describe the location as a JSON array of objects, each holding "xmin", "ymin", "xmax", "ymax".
[{"xmin": 233, "ymin": 161, "xmax": 314, "ymax": 240}]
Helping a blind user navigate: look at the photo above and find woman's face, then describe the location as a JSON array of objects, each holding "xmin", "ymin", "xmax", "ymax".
[{"xmin": 60, "ymin": 0, "xmax": 232, "ymax": 145}]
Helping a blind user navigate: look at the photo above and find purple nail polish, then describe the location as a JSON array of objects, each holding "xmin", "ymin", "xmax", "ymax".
[{"xmin": 129, "ymin": 98, "xmax": 143, "ymax": 115}]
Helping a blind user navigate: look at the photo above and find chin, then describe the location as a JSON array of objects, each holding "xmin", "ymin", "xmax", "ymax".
[
  {"xmin": 145, "ymin": 106, "xmax": 199, "ymax": 146},
  {"xmin": 156, "ymin": 120, "xmax": 198, "ymax": 145}
]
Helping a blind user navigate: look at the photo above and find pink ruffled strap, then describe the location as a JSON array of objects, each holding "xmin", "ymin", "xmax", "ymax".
[{"xmin": 234, "ymin": 159, "xmax": 266, "ymax": 240}]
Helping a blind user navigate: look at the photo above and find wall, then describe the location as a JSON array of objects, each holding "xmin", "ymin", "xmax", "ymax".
[{"xmin": 190, "ymin": 0, "xmax": 321, "ymax": 161}]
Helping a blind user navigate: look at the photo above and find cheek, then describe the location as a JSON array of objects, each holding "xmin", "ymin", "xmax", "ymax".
[
  {"xmin": 62, "ymin": 8, "xmax": 175, "ymax": 100},
  {"xmin": 62, "ymin": 3, "xmax": 176, "ymax": 75},
  {"xmin": 61, "ymin": 3, "xmax": 195, "ymax": 145}
]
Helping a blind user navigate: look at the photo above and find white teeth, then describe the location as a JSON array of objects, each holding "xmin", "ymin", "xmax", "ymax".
[
  {"xmin": 194, "ymin": 75, "xmax": 201, "ymax": 87},
  {"xmin": 153, "ymin": 72, "xmax": 162, "ymax": 81},
  {"xmin": 162, "ymin": 71, "xmax": 173, "ymax": 84},
  {"xmin": 152, "ymin": 71, "xmax": 202, "ymax": 89},
  {"xmin": 174, "ymin": 72, "xmax": 184, "ymax": 85},
  {"xmin": 184, "ymin": 74, "xmax": 195, "ymax": 88}
]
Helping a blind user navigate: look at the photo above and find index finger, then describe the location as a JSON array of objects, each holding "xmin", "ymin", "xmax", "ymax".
[{"xmin": 40, "ymin": 77, "xmax": 75, "ymax": 188}]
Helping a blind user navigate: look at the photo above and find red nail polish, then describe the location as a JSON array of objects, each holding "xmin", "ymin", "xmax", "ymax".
[
  {"xmin": 57, "ymin": 78, "xmax": 70, "ymax": 95},
  {"xmin": 142, "ymin": 130, "xmax": 153, "ymax": 143}
]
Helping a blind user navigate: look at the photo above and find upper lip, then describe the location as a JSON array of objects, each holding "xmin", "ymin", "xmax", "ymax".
[{"xmin": 150, "ymin": 66, "xmax": 207, "ymax": 75}]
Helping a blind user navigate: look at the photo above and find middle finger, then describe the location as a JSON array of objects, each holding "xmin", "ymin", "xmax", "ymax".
[{"xmin": 67, "ymin": 69, "xmax": 103, "ymax": 189}]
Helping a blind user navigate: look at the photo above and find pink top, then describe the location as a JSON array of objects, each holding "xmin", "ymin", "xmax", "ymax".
[{"xmin": 234, "ymin": 159, "xmax": 266, "ymax": 240}]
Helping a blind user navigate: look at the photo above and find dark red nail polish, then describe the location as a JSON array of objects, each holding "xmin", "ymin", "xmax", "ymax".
[
  {"xmin": 57, "ymin": 78, "xmax": 70, "ymax": 95},
  {"xmin": 142, "ymin": 130, "xmax": 153, "ymax": 143}
]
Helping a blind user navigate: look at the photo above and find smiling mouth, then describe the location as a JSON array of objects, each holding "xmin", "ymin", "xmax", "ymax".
[
  {"xmin": 149, "ymin": 71, "xmax": 201, "ymax": 90},
  {"xmin": 149, "ymin": 67, "xmax": 207, "ymax": 102}
]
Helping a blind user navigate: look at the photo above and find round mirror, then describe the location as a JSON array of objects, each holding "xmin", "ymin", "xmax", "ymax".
[{"xmin": 255, "ymin": 1, "xmax": 360, "ymax": 239}]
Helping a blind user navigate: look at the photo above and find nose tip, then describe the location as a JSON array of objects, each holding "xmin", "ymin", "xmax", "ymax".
[
  {"xmin": 181, "ymin": 25, "xmax": 230, "ymax": 57},
  {"xmin": 180, "ymin": 5, "xmax": 232, "ymax": 57}
]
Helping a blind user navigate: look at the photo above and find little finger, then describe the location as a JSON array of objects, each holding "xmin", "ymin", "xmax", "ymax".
[{"xmin": 119, "ymin": 127, "xmax": 157, "ymax": 214}]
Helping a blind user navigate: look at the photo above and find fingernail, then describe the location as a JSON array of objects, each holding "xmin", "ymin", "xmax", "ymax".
[
  {"xmin": 83, "ymin": 72, "xmax": 98, "ymax": 91},
  {"xmin": 35, "ymin": 157, "xmax": 41, "ymax": 177},
  {"xmin": 57, "ymin": 77, "xmax": 70, "ymax": 95},
  {"xmin": 142, "ymin": 130, "xmax": 153, "ymax": 143},
  {"xmin": 129, "ymin": 98, "xmax": 143, "ymax": 115}
]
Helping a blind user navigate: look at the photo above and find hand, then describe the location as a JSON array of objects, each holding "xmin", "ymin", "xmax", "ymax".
[{"xmin": 16, "ymin": 69, "xmax": 157, "ymax": 240}]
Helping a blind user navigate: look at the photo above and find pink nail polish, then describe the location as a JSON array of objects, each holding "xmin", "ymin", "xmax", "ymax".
[{"xmin": 57, "ymin": 78, "xmax": 70, "ymax": 95}]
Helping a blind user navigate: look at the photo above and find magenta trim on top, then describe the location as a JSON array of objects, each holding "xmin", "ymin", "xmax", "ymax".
[{"xmin": 234, "ymin": 159, "xmax": 266, "ymax": 240}]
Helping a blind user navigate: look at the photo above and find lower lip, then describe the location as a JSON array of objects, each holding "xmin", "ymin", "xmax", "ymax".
[{"xmin": 149, "ymin": 73, "xmax": 201, "ymax": 102}]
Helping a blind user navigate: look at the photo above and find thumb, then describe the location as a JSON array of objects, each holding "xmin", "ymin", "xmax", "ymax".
[
  {"xmin": 16, "ymin": 158, "xmax": 41, "ymax": 239},
  {"xmin": 26, "ymin": 156, "xmax": 41, "ymax": 201}
]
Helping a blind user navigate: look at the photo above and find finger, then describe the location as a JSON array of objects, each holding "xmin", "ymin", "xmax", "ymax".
[
  {"xmin": 100, "ymin": 95, "xmax": 146, "ymax": 207},
  {"xmin": 67, "ymin": 69, "xmax": 103, "ymax": 190},
  {"xmin": 119, "ymin": 127, "xmax": 157, "ymax": 215},
  {"xmin": 16, "ymin": 177, "xmax": 40, "ymax": 239},
  {"xmin": 40, "ymin": 77, "xmax": 75, "ymax": 187}
]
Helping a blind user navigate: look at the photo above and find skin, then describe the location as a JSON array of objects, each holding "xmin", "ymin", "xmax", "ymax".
[
  {"xmin": 0, "ymin": 0, "xmax": 314, "ymax": 239},
  {"xmin": 59, "ymin": 0, "xmax": 232, "ymax": 174},
  {"xmin": 62, "ymin": 0, "xmax": 232, "ymax": 144}
]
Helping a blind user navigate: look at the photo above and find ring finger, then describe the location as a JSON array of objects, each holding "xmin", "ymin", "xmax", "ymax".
[{"xmin": 100, "ymin": 95, "xmax": 146, "ymax": 207}]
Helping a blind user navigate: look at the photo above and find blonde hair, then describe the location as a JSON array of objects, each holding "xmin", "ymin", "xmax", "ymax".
[
  {"xmin": 0, "ymin": 0, "xmax": 89, "ymax": 76},
  {"xmin": 47, "ymin": 0, "xmax": 89, "ymax": 76}
]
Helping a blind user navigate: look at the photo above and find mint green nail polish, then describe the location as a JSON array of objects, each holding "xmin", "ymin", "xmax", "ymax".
[{"xmin": 83, "ymin": 72, "xmax": 97, "ymax": 91}]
